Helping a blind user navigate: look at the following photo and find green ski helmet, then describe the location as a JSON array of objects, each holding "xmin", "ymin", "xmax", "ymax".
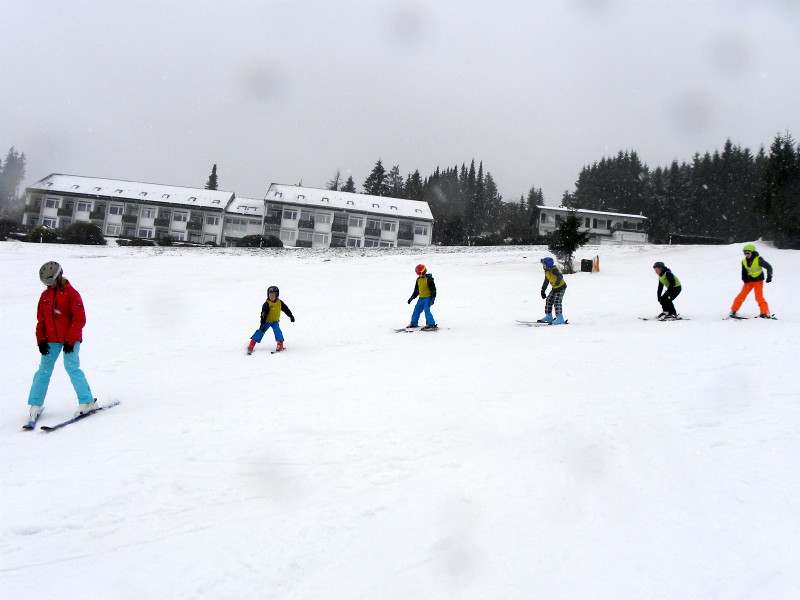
[{"xmin": 742, "ymin": 244, "xmax": 756, "ymax": 253}]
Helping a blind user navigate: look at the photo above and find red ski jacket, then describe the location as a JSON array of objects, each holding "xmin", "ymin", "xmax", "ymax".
[{"xmin": 35, "ymin": 280, "xmax": 87, "ymax": 345}]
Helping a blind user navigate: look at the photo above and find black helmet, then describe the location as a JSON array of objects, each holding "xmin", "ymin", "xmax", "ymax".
[
  {"xmin": 653, "ymin": 261, "xmax": 666, "ymax": 270},
  {"xmin": 267, "ymin": 285, "xmax": 279, "ymax": 297},
  {"xmin": 39, "ymin": 261, "xmax": 63, "ymax": 286}
]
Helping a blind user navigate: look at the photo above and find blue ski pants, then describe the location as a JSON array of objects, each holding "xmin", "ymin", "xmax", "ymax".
[
  {"xmin": 410, "ymin": 297, "xmax": 436, "ymax": 327},
  {"xmin": 250, "ymin": 321, "xmax": 284, "ymax": 344},
  {"xmin": 28, "ymin": 342, "xmax": 94, "ymax": 406}
]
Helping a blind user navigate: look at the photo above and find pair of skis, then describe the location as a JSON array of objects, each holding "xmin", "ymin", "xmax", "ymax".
[
  {"xmin": 22, "ymin": 401, "xmax": 120, "ymax": 432},
  {"xmin": 394, "ymin": 325, "xmax": 440, "ymax": 333},
  {"xmin": 516, "ymin": 319, "xmax": 569, "ymax": 327},
  {"xmin": 725, "ymin": 314, "xmax": 778, "ymax": 320}
]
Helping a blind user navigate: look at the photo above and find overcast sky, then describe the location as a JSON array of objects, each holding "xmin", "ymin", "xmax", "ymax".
[{"xmin": 1, "ymin": 0, "xmax": 798, "ymax": 205}]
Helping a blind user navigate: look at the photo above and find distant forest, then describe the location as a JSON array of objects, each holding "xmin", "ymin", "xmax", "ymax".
[{"xmin": 3, "ymin": 133, "xmax": 798, "ymax": 248}]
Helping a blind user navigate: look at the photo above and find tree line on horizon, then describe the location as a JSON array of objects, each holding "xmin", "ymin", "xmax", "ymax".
[{"xmin": 2, "ymin": 133, "xmax": 797, "ymax": 249}]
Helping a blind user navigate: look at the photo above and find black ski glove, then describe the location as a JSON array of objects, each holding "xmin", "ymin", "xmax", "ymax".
[
  {"xmin": 63, "ymin": 343, "xmax": 74, "ymax": 354},
  {"xmin": 430, "ymin": 298, "xmax": 435, "ymax": 306},
  {"xmin": 408, "ymin": 297, "xmax": 413, "ymax": 304},
  {"xmin": 38, "ymin": 341, "xmax": 50, "ymax": 355},
  {"xmin": 766, "ymin": 276, "xmax": 772, "ymax": 283},
  {"xmin": 290, "ymin": 316, "xmax": 295, "ymax": 322},
  {"xmin": 541, "ymin": 289, "xmax": 547, "ymax": 299}
]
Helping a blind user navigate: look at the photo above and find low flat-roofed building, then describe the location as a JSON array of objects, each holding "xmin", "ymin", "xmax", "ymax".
[{"xmin": 534, "ymin": 205, "xmax": 648, "ymax": 244}]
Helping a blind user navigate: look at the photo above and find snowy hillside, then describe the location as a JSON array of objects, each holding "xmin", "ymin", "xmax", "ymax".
[{"xmin": 1, "ymin": 241, "xmax": 798, "ymax": 599}]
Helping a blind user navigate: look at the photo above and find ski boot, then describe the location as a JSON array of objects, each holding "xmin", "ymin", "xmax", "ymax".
[
  {"xmin": 74, "ymin": 400, "xmax": 98, "ymax": 418},
  {"xmin": 537, "ymin": 314, "xmax": 554, "ymax": 324},
  {"xmin": 552, "ymin": 314, "xmax": 566, "ymax": 325}
]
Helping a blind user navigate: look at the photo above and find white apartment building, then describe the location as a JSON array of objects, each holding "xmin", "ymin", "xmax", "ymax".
[
  {"xmin": 262, "ymin": 184, "xmax": 434, "ymax": 248},
  {"xmin": 534, "ymin": 205, "xmax": 649, "ymax": 244}
]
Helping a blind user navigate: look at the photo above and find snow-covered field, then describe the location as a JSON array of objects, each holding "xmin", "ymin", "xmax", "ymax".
[{"xmin": 1, "ymin": 240, "xmax": 798, "ymax": 599}]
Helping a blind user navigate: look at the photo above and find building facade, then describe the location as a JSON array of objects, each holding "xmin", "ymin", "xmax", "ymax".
[
  {"xmin": 22, "ymin": 174, "xmax": 233, "ymax": 245},
  {"xmin": 534, "ymin": 206, "xmax": 648, "ymax": 244},
  {"xmin": 261, "ymin": 184, "xmax": 434, "ymax": 249}
]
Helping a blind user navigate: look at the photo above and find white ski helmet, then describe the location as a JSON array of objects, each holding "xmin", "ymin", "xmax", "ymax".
[{"xmin": 39, "ymin": 261, "xmax": 63, "ymax": 286}]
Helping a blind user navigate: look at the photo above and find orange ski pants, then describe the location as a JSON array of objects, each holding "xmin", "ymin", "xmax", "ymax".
[{"xmin": 731, "ymin": 281, "xmax": 770, "ymax": 314}]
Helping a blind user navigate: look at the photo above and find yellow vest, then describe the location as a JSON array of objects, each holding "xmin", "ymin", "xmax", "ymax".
[
  {"xmin": 417, "ymin": 276, "xmax": 431, "ymax": 298},
  {"xmin": 265, "ymin": 299, "xmax": 282, "ymax": 322},
  {"xmin": 742, "ymin": 256, "xmax": 762, "ymax": 278},
  {"xmin": 659, "ymin": 271, "xmax": 681, "ymax": 288},
  {"xmin": 545, "ymin": 268, "xmax": 565, "ymax": 289}
]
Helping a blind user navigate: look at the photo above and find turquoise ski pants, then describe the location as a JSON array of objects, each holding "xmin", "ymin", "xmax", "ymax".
[{"xmin": 28, "ymin": 342, "xmax": 94, "ymax": 406}]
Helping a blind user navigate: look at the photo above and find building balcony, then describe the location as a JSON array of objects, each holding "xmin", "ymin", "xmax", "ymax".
[
  {"xmin": 365, "ymin": 227, "xmax": 381, "ymax": 237},
  {"xmin": 57, "ymin": 207, "xmax": 73, "ymax": 217},
  {"xmin": 89, "ymin": 211, "xmax": 105, "ymax": 221},
  {"xmin": 298, "ymin": 219, "xmax": 315, "ymax": 229},
  {"xmin": 121, "ymin": 214, "xmax": 138, "ymax": 224},
  {"xmin": 398, "ymin": 230, "xmax": 414, "ymax": 241},
  {"xmin": 331, "ymin": 222, "xmax": 348, "ymax": 233},
  {"xmin": 264, "ymin": 215, "xmax": 282, "ymax": 225},
  {"xmin": 154, "ymin": 218, "xmax": 170, "ymax": 227},
  {"xmin": 295, "ymin": 240, "xmax": 312, "ymax": 248}
]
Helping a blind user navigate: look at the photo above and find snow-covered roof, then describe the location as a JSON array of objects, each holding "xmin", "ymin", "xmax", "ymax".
[
  {"xmin": 27, "ymin": 173, "xmax": 235, "ymax": 211},
  {"xmin": 226, "ymin": 197, "xmax": 264, "ymax": 218},
  {"xmin": 537, "ymin": 205, "xmax": 648, "ymax": 220},
  {"xmin": 265, "ymin": 184, "xmax": 434, "ymax": 222}
]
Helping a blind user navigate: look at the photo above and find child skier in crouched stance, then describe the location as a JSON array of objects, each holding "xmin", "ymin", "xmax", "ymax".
[
  {"xmin": 538, "ymin": 257, "xmax": 568, "ymax": 325},
  {"xmin": 407, "ymin": 264, "xmax": 437, "ymax": 330},
  {"xmin": 247, "ymin": 285, "xmax": 295, "ymax": 354}
]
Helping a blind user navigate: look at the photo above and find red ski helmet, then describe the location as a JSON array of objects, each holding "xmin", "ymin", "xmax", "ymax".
[{"xmin": 415, "ymin": 264, "xmax": 427, "ymax": 276}]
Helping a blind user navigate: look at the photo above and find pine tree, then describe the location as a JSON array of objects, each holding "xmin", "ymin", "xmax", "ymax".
[
  {"xmin": 326, "ymin": 170, "xmax": 342, "ymax": 191},
  {"xmin": 363, "ymin": 159, "xmax": 389, "ymax": 196},
  {"xmin": 756, "ymin": 133, "xmax": 800, "ymax": 249},
  {"xmin": 205, "ymin": 164, "xmax": 218, "ymax": 190},
  {"xmin": 340, "ymin": 176, "xmax": 357, "ymax": 193},
  {"xmin": 387, "ymin": 165, "xmax": 404, "ymax": 197},
  {"xmin": 0, "ymin": 148, "xmax": 26, "ymax": 215},
  {"xmin": 546, "ymin": 211, "xmax": 590, "ymax": 273}
]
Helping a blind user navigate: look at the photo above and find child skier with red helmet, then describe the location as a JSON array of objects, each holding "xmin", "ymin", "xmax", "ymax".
[
  {"xmin": 247, "ymin": 285, "xmax": 295, "ymax": 354},
  {"xmin": 407, "ymin": 264, "xmax": 437, "ymax": 330}
]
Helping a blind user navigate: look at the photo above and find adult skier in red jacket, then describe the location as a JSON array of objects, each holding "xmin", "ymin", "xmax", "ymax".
[{"xmin": 27, "ymin": 261, "xmax": 96, "ymax": 422}]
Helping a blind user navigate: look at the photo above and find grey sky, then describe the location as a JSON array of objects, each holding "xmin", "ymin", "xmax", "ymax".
[{"xmin": 2, "ymin": 0, "xmax": 798, "ymax": 206}]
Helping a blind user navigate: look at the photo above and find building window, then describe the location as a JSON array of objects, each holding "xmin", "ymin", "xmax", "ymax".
[
  {"xmin": 348, "ymin": 216, "xmax": 363, "ymax": 228},
  {"xmin": 141, "ymin": 208, "xmax": 156, "ymax": 219},
  {"xmin": 43, "ymin": 218, "xmax": 58, "ymax": 228},
  {"xmin": 138, "ymin": 227, "xmax": 153, "ymax": 238},
  {"xmin": 283, "ymin": 209, "xmax": 298, "ymax": 220},
  {"xmin": 280, "ymin": 229, "xmax": 296, "ymax": 242},
  {"xmin": 205, "ymin": 216, "xmax": 220, "ymax": 226},
  {"xmin": 174, "ymin": 211, "xmax": 188, "ymax": 222},
  {"xmin": 315, "ymin": 212, "xmax": 332, "ymax": 224},
  {"xmin": 105, "ymin": 224, "xmax": 121, "ymax": 236},
  {"xmin": 45, "ymin": 197, "xmax": 60, "ymax": 208},
  {"xmin": 414, "ymin": 224, "xmax": 428, "ymax": 236},
  {"xmin": 381, "ymin": 221, "xmax": 396, "ymax": 232},
  {"xmin": 346, "ymin": 237, "xmax": 362, "ymax": 247},
  {"xmin": 109, "ymin": 204, "xmax": 124, "ymax": 215},
  {"xmin": 77, "ymin": 201, "xmax": 92, "ymax": 212},
  {"xmin": 585, "ymin": 218, "xmax": 591, "ymax": 228}
]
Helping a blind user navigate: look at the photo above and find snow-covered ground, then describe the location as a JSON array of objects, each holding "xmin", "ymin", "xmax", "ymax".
[{"xmin": 1, "ymin": 240, "xmax": 798, "ymax": 599}]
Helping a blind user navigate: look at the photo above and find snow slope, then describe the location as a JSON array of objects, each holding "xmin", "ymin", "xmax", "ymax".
[{"xmin": 1, "ymin": 241, "xmax": 798, "ymax": 599}]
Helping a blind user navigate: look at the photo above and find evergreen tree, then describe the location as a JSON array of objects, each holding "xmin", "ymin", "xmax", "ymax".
[
  {"xmin": 0, "ymin": 147, "xmax": 26, "ymax": 213},
  {"xmin": 387, "ymin": 165, "xmax": 405, "ymax": 198},
  {"xmin": 341, "ymin": 176, "xmax": 357, "ymax": 193},
  {"xmin": 756, "ymin": 133, "xmax": 800, "ymax": 249},
  {"xmin": 546, "ymin": 211, "xmax": 590, "ymax": 273},
  {"xmin": 363, "ymin": 159, "xmax": 389, "ymax": 196},
  {"xmin": 205, "ymin": 164, "xmax": 218, "ymax": 190},
  {"xmin": 326, "ymin": 170, "xmax": 342, "ymax": 191}
]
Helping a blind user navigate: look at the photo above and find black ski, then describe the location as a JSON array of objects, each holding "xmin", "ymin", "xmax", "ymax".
[
  {"xmin": 639, "ymin": 316, "xmax": 688, "ymax": 321},
  {"xmin": 516, "ymin": 320, "xmax": 568, "ymax": 327},
  {"xmin": 40, "ymin": 401, "xmax": 120, "ymax": 432}
]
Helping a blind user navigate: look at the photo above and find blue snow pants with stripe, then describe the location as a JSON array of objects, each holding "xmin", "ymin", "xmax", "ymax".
[
  {"xmin": 250, "ymin": 322, "xmax": 284, "ymax": 344},
  {"xmin": 28, "ymin": 342, "xmax": 94, "ymax": 406},
  {"xmin": 410, "ymin": 297, "xmax": 436, "ymax": 327}
]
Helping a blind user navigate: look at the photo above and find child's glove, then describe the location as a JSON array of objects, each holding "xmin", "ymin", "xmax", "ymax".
[
  {"xmin": 766, "ymin": 276, "xmax": 772, "ymax": 283},
  {"xmin": 541, "ymin": 290, "xmax": 547, "ymax": 299},
  {"xmin": 290, "ymin": 316, "xmax": 295, "ymax": 322},
  {"xmin": 407, "ymin": 297, "xmax": 413, "ymax": 304},
  {"xmin": 259, "ymin": 323, "xmax": 266, "ymax": 332},
  {"xmin": 430, "ymin": 298, "xmax": 435, "ymax": 305},
  {"xmin": 63, "ymin": 343, "xmax": 74, "ymax": 354},
  {"xmin": 38, "ymin": 340, "xmax": 50, "ymax": 355}
]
